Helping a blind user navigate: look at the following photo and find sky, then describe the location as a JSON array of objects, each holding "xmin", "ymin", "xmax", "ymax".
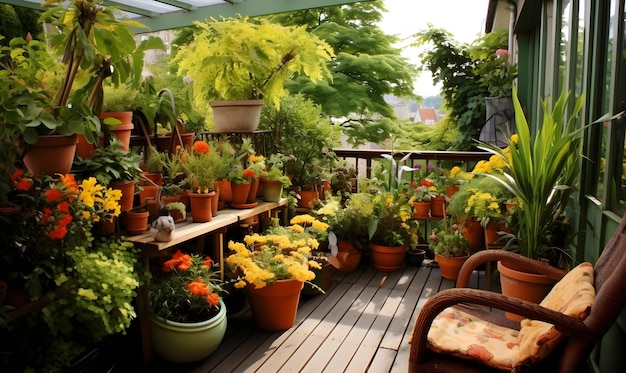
[{"xmin": 378, "ymin": 0, "xmax": 491, "ymax": 97}]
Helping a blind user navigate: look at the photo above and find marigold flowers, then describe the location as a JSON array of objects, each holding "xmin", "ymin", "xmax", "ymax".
[{"xmin": 149, "ymin": 249, "xmax": 224, "ymax": 323}]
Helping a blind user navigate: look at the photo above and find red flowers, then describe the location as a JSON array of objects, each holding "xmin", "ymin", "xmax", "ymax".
[
  {"xmin": 243, "ymin": 169, "xmax": 256, "ymax": 179},
  {"xmin": 11, "ymin": 169, "xmax": 32, "ymax": 191},
  {"xmin": 421, "ymin": 179, "xmax": 435, "ymax": 187}
]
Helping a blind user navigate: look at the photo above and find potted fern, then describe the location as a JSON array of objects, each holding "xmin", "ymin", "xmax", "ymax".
[{"xmin": 173, "ymin": 16, "xmax": 334, "ymax": 132}]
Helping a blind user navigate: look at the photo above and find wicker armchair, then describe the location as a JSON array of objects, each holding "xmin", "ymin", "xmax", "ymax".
[{"xmin": 409, "ymin": 215, "xmax": 626, "ymax": 372}]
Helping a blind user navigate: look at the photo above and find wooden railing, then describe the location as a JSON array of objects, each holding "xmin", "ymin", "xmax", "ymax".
[{"xmin": 332, "ymin": 148, "xmax": 492, "ymax": 179}]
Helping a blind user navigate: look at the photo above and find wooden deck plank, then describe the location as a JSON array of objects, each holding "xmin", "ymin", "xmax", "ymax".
[{"xmin": 141, "ymin": 261, "xmax": 498, "ymax": 373}]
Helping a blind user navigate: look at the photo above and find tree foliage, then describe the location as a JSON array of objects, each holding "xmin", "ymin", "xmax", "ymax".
[
  {"xmin": 268, "ymin": 1, "xmax": 419, "ymax": 145},
  {"xmin": 0, "ymin": 5, "xmax": 43, "ymax": 45},
  {"xmin": 412, "ymin": 27, "xmax": 509, "ymax": 150}
]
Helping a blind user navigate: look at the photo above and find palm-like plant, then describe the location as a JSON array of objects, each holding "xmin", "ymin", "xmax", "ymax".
[{"xmin": 477, "ymin": 89, "xmax": 584, "ymax": 262}]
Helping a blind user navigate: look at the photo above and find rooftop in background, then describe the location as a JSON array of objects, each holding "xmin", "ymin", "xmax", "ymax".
[{"xmin": 7, "ymin": 0, "xmax": 368, "ymax": 33}]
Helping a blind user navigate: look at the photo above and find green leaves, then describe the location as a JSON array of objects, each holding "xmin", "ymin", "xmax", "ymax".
[{"xmin": 478, "ymin": 89, "xmax": 584, "ymax": 260}]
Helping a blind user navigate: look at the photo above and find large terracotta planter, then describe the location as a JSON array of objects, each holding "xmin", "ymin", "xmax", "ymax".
[
  {"xmin": 188, "ymin": 191, "xmax": 215, "ymax": 222},
  {"xmin": 151, "ymin": 299, "xmax": 227, "ymax": 363},
  {"xmin": 210, "ymin": 99, "xmax": 264, "ymax": 132},
  {"xmin": 23, "ymin": 134, "xmax": 78, "ymax": 178},
  {"xmin": 497, "ymin": 261, "xmax": 557, "ymax": 321},
  {"xmin": 260, "ymin": 178, "xmax": 284, "ymax": 202},
  {"xmin": 370, "ymin": 243, "xmax": 406, "ymax": 272},
  {"xmin": 246, "ymin": 279, "xmax": 303, "ymax": 331},
  {"xmin": 334, "ymin": 239, "xmax": 362, "ymax": 273},
  {"xmin": 435, "ymin": 252, "xmax": 470, "ymax": 280}
]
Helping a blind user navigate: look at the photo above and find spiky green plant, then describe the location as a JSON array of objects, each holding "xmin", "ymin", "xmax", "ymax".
[{"xmin": 477, "ymin": 89, "xmax": 584, "ymax": 261}]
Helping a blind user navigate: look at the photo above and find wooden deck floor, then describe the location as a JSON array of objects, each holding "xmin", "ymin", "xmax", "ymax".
[{"xmin": 142, "ymin": 259, "xmax": 496, "ymax": 373}]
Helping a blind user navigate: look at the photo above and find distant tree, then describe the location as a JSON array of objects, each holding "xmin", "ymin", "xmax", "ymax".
[
  {"xmin": 412, "ymin": 26, "xmax": 509, "ymax": 150},
  {"xmin": 269, "ymin": 1, "xmax": 419, "ymax": 146},
  {"xmin": 0, "ymin": 5, "xmax": 43, "ymax": 45}
]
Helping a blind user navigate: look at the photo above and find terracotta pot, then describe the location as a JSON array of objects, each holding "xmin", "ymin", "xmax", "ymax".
[
  {"xmin": 111, "ymin": 180, "xmax": 135, "ymax": 212},
  {"xmin": 168, "ymin": 208, "xmax": 186, "ymax": 223},
  {"xmin": 435, "ymin": 252, "xmax": 470, "ymax": 280},
  {"xmin": 23, "ymin": 134, "xmax": 78, "ymax": 178},
  {"xmin": 485, "ymin": 223, "xmax": 511, "ymax": 246},
  {"xmin": 260, "ymin": 178, "xmax": 284, "ymax": 202},
  {"xmin": 93, "ymin": 217, "xmax": 117, "ymax": 236},
  {"xmin": 231, "ymin": 182, "xmax": 251, "ymax": 205},
  {"xmin": 188, "ymin": 191, "xmax": 215, "ymax": 222},
  {"xmin": 0, "ymin": 205, "xmax": 22, "ymax": 217},
  {"xmin": 211, "ymin": 189, "xmax": 219, "ymax": 216},
  {"xmin": 497, "ymin": 261, "xmax": 557, "ymax": 321},
  {"xmin": 214, "ymin": 178, "xmax": 232, "ymax": 203},
  {"xmin": 139, "ymin": 185, "xmax": 159, "ymax": 206},
  {"xmin": 151, "ymin": 299, "xmax": 227, "ymax": 363},
  {"xmin": 298, "ymin": 189, "xmax": 319, "ymax": 209},
  {"xmin": 246, "ymin": 178, "xmax": 260, "ymax": 204},
  {"xmin": 430, "ymin": 195, "xmax": 447, "ymax": 217},
  {"xmin": 412, "ymin": 201, "xmax": 431, "ymax": 218},
  {"xmin": 99, "ymin": 111, "xmax": 134, "ymax": 151},
  {"xmin": 333, "ymin": 239, "xmax": 362, "ymax": 273},
  {"xmin": 210, "ymin": 99, "xmax": 264, "ymax": 132},
  {"xmin": 76, "ymin": 134, "xmax": 96, "ymax": 159},
  {"xmin": 124, "ymin": 210, "xmax": 149, "ymax": 235},
  {"xmin": 370, "ymin": 243, "xmax": 406, "ymax": 272},
  {"xmin": 142, "ymin": 172, "xmax": 163, "ymax": 186},
  {"xmin": 445, "ymin": 185, "xmax": 460, "ymax": 198},
  {"xmin": 161, "ymin": 195, "xmax": 181, "ymax": 205},
  {"xmin": 246, "ymin": 279, "xmax": 303, "ymax": 331},
  {"xmin": 462, "ymin": 217, "xmax": 485, "ymax": 252}
]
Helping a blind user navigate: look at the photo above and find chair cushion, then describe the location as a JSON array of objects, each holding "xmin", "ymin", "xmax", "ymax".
[
  {"xmin": 426, "ymin": 262, "xmax": 595, "ymax": 371},
  {"xmin": 427, "ymin": 306, "xmax": 520, "ymax": 370},
  {"xmin": 516, "ymin": 262, "xmax": 595, "ymax": 366}
]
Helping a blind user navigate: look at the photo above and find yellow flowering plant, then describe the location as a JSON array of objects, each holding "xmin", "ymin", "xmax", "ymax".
[
  {"xmin": 226, "ymin": 218, "xmax": 325, "ymax": 289},
  {"xmin": 368, "ymin": 190, "xmax": 419, "ymax": 248}
]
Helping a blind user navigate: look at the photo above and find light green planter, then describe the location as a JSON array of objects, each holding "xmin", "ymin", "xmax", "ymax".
[
  {"xmin": 151, "ymin": 299, "xmax": 227, "ymax": 363},
  {"xmin": 260, "ymin": 178, "xmax": 284, "ymax": 202}
]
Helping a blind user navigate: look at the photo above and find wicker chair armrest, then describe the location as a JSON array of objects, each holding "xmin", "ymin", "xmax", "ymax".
[
  {"xmin": 456, "ymin": 250, "xmax": 568, "ymax": 288},
  {"xmin": 409, "ymin": 287, "xmax": 594, "ymax": 367}
]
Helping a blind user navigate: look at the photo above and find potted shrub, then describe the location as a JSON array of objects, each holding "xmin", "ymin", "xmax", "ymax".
[
  {"xmin": 181, "ymin": 140, "xmax": 220, "ymax": 222},
  {"xmin": 314, "ymin": 193, "xmax": 373, "ymax": 272},
  {"xmin": 165, "ymin": 201, "xmax": 187, "ymax": 223},
  {"xmin": 428, "ymin": 216, "xmax": 470, "ymax": 280},
  {"xmin": 149, "ymin": 249, "xmax": 227, "ymax": 363},
  {"xmin": 259, "ymin": 153, "xmax": 291, "ymax": 202},
  {"xmin": 13, "ymin": 0, "xmax": 163, "ymax": 176},
  {"xmin": 477, "ymin": 89, "xmax": 585, "ymax": 309},
  {"xmin": 174, "ymin": 17, "xmax": 333, "ymax": 132},
  {"xmin": 226, "ymin": 223, "xmax": 322, "ymax": 331},
  {"xmin": 74, "ymin": 138, "xmax": 143, "ymax": 212}
]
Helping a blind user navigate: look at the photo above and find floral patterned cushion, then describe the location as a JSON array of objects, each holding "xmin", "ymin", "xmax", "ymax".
[
  {"xmin": 426, "ymin": 262, "xmax": 595, "ymax": 371},
  {"xmin": 517, "ymin": 262, "xmax": 595, "ymax": 366},
  {"xmin": 426, "ymin": 307, "xmax": 520, "ymax": 370}
]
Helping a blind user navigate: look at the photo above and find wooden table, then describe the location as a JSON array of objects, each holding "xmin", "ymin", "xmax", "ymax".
[{"xmin": 124, "ymin": 198, "xmax": 288, "ymax": 366}]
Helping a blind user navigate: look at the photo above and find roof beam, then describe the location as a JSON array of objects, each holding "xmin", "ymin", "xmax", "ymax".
[
  {"xmin": 103, "ymin": 1, "xmax": 159, "ymax": 17},
  {"xmin": 156, "ymin": 0, "xmax": 197, "ymax": 11},
  {"xmin": 135, "ymin": 0, "xmax": 374, "ymax": 33}
]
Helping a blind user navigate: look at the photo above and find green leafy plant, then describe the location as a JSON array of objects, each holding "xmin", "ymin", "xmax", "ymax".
[
  {"xmin": 428, "ymin": 216, "xmax": 469, "ymax": 258},
  {"xmin": 477, "ymin": 89, "xmax": 584, "ymax": 262},
  {"xmin": 174, "ymin": 16, "xmax": 334, "ymax": 108},
  {"xmin": 368, "ymin": 190, "xmax": 419, "ymax": 248},
  {"xmin": 74, "ymin": 139, "xmax": 143, "ymax": 185},
  {"xmin": 182, "ymin": 140, "xmax": 221, "ymax": 193},
  {"xmin": 149, "ymin": 249, "xmax": 224, "ymax": 323},
  {"xmin": 314, "ymin": 193, "xmax": 373, "ymax": 251}
]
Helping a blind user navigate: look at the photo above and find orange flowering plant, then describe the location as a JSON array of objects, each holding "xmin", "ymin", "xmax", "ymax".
[
  {"xmin": 182, "ymin": 140, "xmax": 221, "ymax": 193},
  {"xmin": 149, "ymin": 249, "xmax": 225, "ymax": 323}
]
